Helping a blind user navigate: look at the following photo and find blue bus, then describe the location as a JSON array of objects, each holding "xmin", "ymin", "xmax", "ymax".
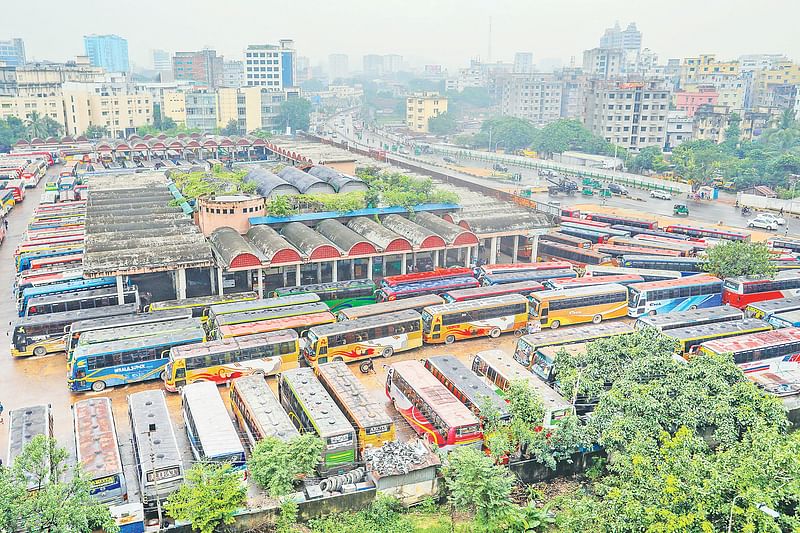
[
  {"xmin": 18, "ymin": 277, "xmax": 117, "ymax": 315},
  {"xmin": 627, "ymin": 275, "xmax": 723, "ymax": 317},
  {"xmin": 482, "ymin": 269, "xmax": 578, "ymax": 286},
  {"xmin": 620, "ymin": 255, "xmax": 706, "ymax": 275},
  {"xmin": 68, "ymin": 326, "xmax": 206, "ymax": 393},
  {"xmin": 16, "ymin": 247, "xmax": 84, "ymax": 272},
  {"xmin": 375, "ymin": 277, "xmax": 479, "ymax": 302}
]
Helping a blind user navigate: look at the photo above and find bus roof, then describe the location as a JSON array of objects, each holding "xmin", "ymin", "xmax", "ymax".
[
  {"xmin": 230, "ymin": 375, "xmax": 299, "ymax": 441},
  {"xmin": 584, "ymin": 265, "xmax": 682, "ymax": 280},
  {"xmin": 629, "ymin": 274, "xmax": 721, "ymax": 292},
  {"xmin": 219, "ymin": 312, "xmax": 335, "ymax": 337},
  {"xmin": 68, "ymin": 308, "xmax": 194, "ymax": 335},
  {"xmin": 127, "ymin": 390, "xmax": 181, "ymax": 474},
  {"xmin": 724, "ymin": 269, "xmax": 800, "ymax": 285},
  {"xmin": 390, "ymin": 360, "xmax": 479, "ymax": 428},
  {"xmin": 622, "ymin": 255, "xmax": 704, "ymax": 264},
  {"xmin": 770, "ymin": 309, "xmax": 800, "ymax": 324},
  {"xmin": 150, "ymin": 291, "xmax": 257, "ymax": 310},
  {"xmin": 78, "ymin": 318, "xmax": 202, "ymax": 347},
  {"xmin": 72, "ymin": 327, "xmax": 205, "ymax": 359},
  {"xmin": 382, "ymin": 267, "xmax": 474, "ymax": 287},
  {"xmin": 519, "ymin": 321, "xmax": 634, "ymax": 349},
  {"xmin": 8, "ymin": 405, "xmax": 51, "ymax": 467},
  {"xmin": 337, "ymin": 294, "xmax": 444, "ymax": 320},
  {"xmin": 280, "ymin": 368, "xmax": 354, "ymax": 438},
  {"xmin": 208, "ymin": 293, "xmax": 321, "ymax": 317},
  {"xmin": 529, "ymin": 282, "xmax": 628, "ymax": 302},
  {"xmin": 594, "ymin": 244, "xmax": 682, "ymax": 257},
  {"xmin": 213, "ymin": 302, "xmax": 330, "ymax": 327},
  {"xmin": 425, "ymin": 355, "xmax": 509, "ymax": 418},
  {"xmin": 635, "ymin": 305, "xmax": 742, "ymax": 330},
  {"xmin": 663, "ymin": 318, "xmax": 771, "ymax": 343},
  {"xmin": 477, "ymin": 261, "xmax": 573, "ymax": 274},
  {"xmin": 423, "ymin": 293, "xmax": 528, "ymax": 315},
  {"xmin": 482, "ymin": 269, "xmax": 576, "ymax": 284},
  {"xmin": 181, "ymin": 382, "xmax": 244, "ymax": 459},
  {"xmin": 21, "ymin": 277, "xmax": 114, "ymax": 300},
  {"xmin": 442, "ymin": 281, "xmax": 545, "ymax": 301},
  {"xmin": 316, "ymin": 361, "xmax": 394, "ymax": 430},
  {"xmin": 171, "ymin": 329, "xmax": 298, "ymax": 360},
  {"xmin": 700, "ymin": 327, "xmax": 800, "ymax": 355},
  {"xmin": 73, "ymin": 398, "xmax": 122, "ymax": 479},
  {"xmin": 13, "ymin": 303, "xmax": 137, "ymax": 329},
  {"xmin": 746, "ymin": 296, "xmax": 800, "ymax": 315},
  {"xmin": 379, "ymin": 276, "xmax": 479, "ymax": 296},
  {"xmin": 308, "ymin": 309, "xmax": 420, "ymax": 337},
  {"xmin": 547, "ymin": 274, "xmax": 644, "ymax": 288},
  {"xmin": 275, "ymin": 279, "xmax": 376, "ymax": 295},
  {"xmin": 25, "ymin": 285, "xmax": 127, "ymax": 309}
]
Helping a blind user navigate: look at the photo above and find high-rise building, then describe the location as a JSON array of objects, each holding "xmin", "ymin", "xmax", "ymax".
[
  {"xmin": 557, "ymin": 68, "xmax": 587, "ymax": 120},
  {"xmin": 582, "ymin": 48, "xmax": 624, "ymax": 78},
  {"xmin": 513, "ymin": 52, "xmax": 534, "ymax": 74},
  {"xmin": 296, "ymin": 56, "xmax": 312, "ymax": 84},
  {"xmin": 222, "ymin": 60, "xmax": 244, "ymax": 88},
  {"xmin": 184, "ymin": 89, "xmax": 218, "ymax": 131},
  {"xmin": 382, "ymin": 54, "xmax": 402, "ymax": 74},
  {"xmin": 599, "ymin": 22, "xmax": 642, "ymax": 53},
  {"xmin": 363, "ymin": 54, "xmax": 383, "ymax": 76},
  {"xmin": 406, "ymin": 92, "xmax": 447, "ymax": 132},
  {"xmin": 0, "ymin": 38, "xmax": 25, "ymax": 66},
  {"xmin": 244, "ymin": 40, "xmax": 296, "ymax": 89},
  {"xmin": 497, "ymin": 73, "xmax": 562, "ymax": 126},
  {"xmin": 83, "ymin": 34, "xmax": 129, "ymax": 73},
  {"xmin": 172, "ymin": 50, "xmax": 224, "ymax": 88},
  {"xmin": 152, "ymin": 50, "xmax": 171, "ymax": 72},
  {"xmin": 328, "ymin": 54, "xmax": 349, "ymax": 80}
]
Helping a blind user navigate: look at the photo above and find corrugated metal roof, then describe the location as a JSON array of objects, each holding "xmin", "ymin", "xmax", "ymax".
[{"xmin": 209, "ymin": 227, "xmax": 267, "ymax": 269}]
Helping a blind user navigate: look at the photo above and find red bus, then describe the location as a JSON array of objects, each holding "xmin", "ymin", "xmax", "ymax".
[
  {"xmin": 475, "ymin": 262, "xmax": 573, "ymax": 278},
  {"xmin": 386, "ymin": 360, "xmax": 482, "ymax": 450},
  {"xmin": 540, "ymin": 232, "xmax": 592, "ymax": 249},
  {"xmin": 631, "ymin": 234, "xmax": 706, "ymax": 254},
  {"xmin": 10, "ymin": 151, "xmax": 55, "ymax": 166},
  {"xmin": 593, "ymin": 243, "xmax": 682, "ymax": 260},
  {"xmin": 0, "ymin": 164, "xmax": 25, "ymax": 179},
  {"xmin": 214, "ymin": 311, "xmax": 336, "ymax": 339},
  {"xmin": 29, "ymin": 253, "xmax": 84, "ymax": 271},
  {"xmin": 543, "ymin": 274, "xmax": 645, "ymax": 290},
  {"xmin": 380, "ymin": 267, "xmax": 474, "ymax": 288},
  {"xmin": 3, "ymin": 179, "xmax": 26, "ymax": 202},
  {"xmin": 559, "ymin": 215, "xmax": 610, "ymax": 228},
  {"xmin": 665, "ymin": 224, "xmax": 750, "ymax": 242},
  {"xmin": 584, "ymin": 213, "xmax": 658, "ymax": 230},
  {"xmin": 441, "ymin": 280, "xmax": 545, "ymax": 302},
  {"xmin": 722, "ymin": 270, "xmax": 800, "ymax": 309},
  {"xmin": 698, "ymin": 327, "xmax": 800, "ymax": 365},
  {"xmin": 21, "ymin": 161, "xmax": 46, "ymax": 187},
  {"xmin": 537, "ymin": 241, "xmax": 613, "ymax": 267}
]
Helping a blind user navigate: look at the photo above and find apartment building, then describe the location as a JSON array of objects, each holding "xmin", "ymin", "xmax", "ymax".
[
  {"xmin": 222, "ymin": 60, "xmax": 244, "ymax": 88},
  {"xmin": 83, "ymin": 34, "xmax": 129, "ymax": 73},
  {"xmin": 583, "ymin": 79, "xmax": 671, "ymax": 152},
  {"xmin": 2, "ymin": 58, "xmax": 107, "ymax": 97},
  {"xmin": 62, "ymin": 86, "xmax": 152, "ymax": 138},
  {"xmin": 245, "ymin": 41, "xmax": 296, "ymax": 90},
  {"xmin": 674, "ymin": 87, "xmax": 718, "ymax": 117},
  {"xmin": 172, "ymin": 50, "xmax": 224, "ymax": 87},
  {"xmin": 406, "ymin": 92, "xmax": 447, "ymax": 133},
  {"xmin": 0, "ymin": 38, "xmax": 26, "ymax": 66},
  {"xmin": 363, "ymin": 54, "xmax": 383, "ymax": 76},
  {"xmin": 665, "ymin": 111, "xmax": 693, "ymax": 151},
  {"xmin": 329, "ymin": 54, "xmax": 349, "ymax": 80},
  {"xmin": 497, "ymin": 73, "xmax": 562, "ymax": 126},
  {"xmin": 184, "ymin": 89, "xmax": 218, "ymax": 131},
  {"xmin": 0, "ymin": 94, "xmax": 62, "ymax": 124},
  {"xmin": 679, "ymin": 55, "xmax": 739, "ymax": 87},
  {"xmin": 558, "ymin": 68, "xmax": 587, "ymax": 119},
  {"xmin": 582, "ymin": 48, "xmax": 624, "ymax": 78}
]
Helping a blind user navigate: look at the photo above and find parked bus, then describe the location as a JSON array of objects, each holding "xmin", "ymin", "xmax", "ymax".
[
  {"xmin": 424, "ymin": 355, "xmax": 510, "ymax": 421},
  {"xmin": 18, "ymin": 277, "xmax": 117, "ymax": 315},
  {"xmin": 481, "ymin": 269, "xmax": 577, "ymax": 286},
  {"xmin": 745, "ymin": 295, "xmax": 800, "ymax": 319},
  {"xmin": 697, "ymin": 327, "xmax": 800, "ymax": 365},
  {"xmin": 10, "ymin": 303, "xmax": 138, "ymax": 358},
  {"xmin": 632, "ymin": 234, "xmax": 706, "ymax": 254},
  {"xmin": 738, "ymin": 354, "xmax": 800, "ymax": 397},
  {"xmin": 513, "ymin": 322, "xmax": 634, "ymax": 368},
  {"xmin": 210, "ymin": 302, "xmax": 330, "ymax": 330},
  {"xmin": 164, "ymin": 330, "xmax": 299, "ymax": 391},
  {"xmin": 14, "ymin": 268, "xmax": 85, "ymax": 297},
  {"xmin": 558, "ymin": 226, "xmax": 612, "ymax": 244},
  {"xmin": 278, "ymin": 367, "xmax": 357, "ymax": 475},
  {"xmin": 3, "ymin": 179, "xmax": 26, "ymax": 202},
  {"xmin": 475, "ymin": 262, "xmax": 573, "ymax": 278},
  {"xmin": 537, "ymin": 241, "xmax": 613, "ymax": 267},
  {"xmin": 593, "ymin": 243, "xmax": 683, "ymax": 260},
  {"xmin": 72, "ymin": 398, "xmax": 127, "ymax": 504},
  {"xmin": 540, "ymin": 232, "xmax": 592, "ymax": 249},
  {"xmin": 72, "ymin": 318, "xmax": 202, "ymax": 361},
  {"xmin": 303, "ymin": 309, "xmax": 422, "ymax": 365},
  {"xmin": 529, "ymin": 283, "xmax": 629, "ymax": 329},
  {"xmin": 559, "ymin": 215, "xmax": 610, "ymax": 228},
  {"xmin": 214, "ymin": 311, "xmax": 336, "ymax": 339},
  {"xmin": 767, "ymin": 309, "xmax": 800, "ymax": 329},
  {"xmin": 471, "ymin": 349, "xmax": 575, "ymax": 426},
  {"xmin": 627, "ymin": 275, "xmax": 723, "ymax": 318},
  {"xmin": 421, "ymin": 294, "xmax": 529, "ymax": 344},
  {"xmin": 272, "ymin": 279, "xmax": 377, "ymax": 313},
  {"xmin": 316, "ymin": 361, "xmax": 396, "ymax": 456},
  {"xmin": 609, "ymin": 224, "xmax": 691, "ymax": 241},
  {"xmin": 529, "ymin": 343, "xmax": 588, "ymax": 386},
  {"xmin": 562, "ymin": 222, "xmax": 631, "ymax": 238},
  {"xmin": 336, "ymin": 294, "xmax": 444, "ymax": 321},
  {"xmin": 68, "ymin": 326, "xmax": 206, "ymax": 392},
  {"xmin": 619, "ymin": 255, "xmax": 706, "ymax": 275},
  {"xmin": 722, "ymin": 270, "xmax": 800, "ymax": 309},
  {"xmin": 204, "ymin": 293, "xmax": 321, "ymax": 323},
  {"xmin": 25, "ymin": 285, "xmax": 139, "ymax": 317},
  {"xmin": 181, "ymin": 382, "xmax": 245, "ymax": 468},
  {"xmin": 584, "ymin": 264, "xmax": 682, "ymax": 282},
  {"xmin": 147, "ymin": 291, "xmax": 258, "ymax": 320},
  {"xmin": 380, "ymin": 267, "xmax": 474, "ymax": 287},
  {"xmin": 442, "ymin": 281, "xmax": 545, "ymax": 302},
  {"xmin": 128, "ymin": 390, "xmax": 184, "ymax": 510},
  {"xmin": 634, "ymin": 305, "xmax": 743, "ymax": 332},
  {"xmin": 7, "ymin": 404, "xmax": 54, "ymax": 489},
  {"xmin": 375, "ymin": 276, "xmax": 480, "ymax": 302},
  {"xmin": 584, "ymin": 213, "xmax": 658, "ymax": 229},
  {"xmin": 28, "ymin": 253, "xmax": 83, "ymax": 272},
  {"xmin": 606, "ymin": 236, "xmax": 695, "ymax": 256},
  {"xmin": 664, "ymin": 224, "xmax": 750, "ymax": 242},
  {"xmin": 229, "ymin": 375, "xmax": 299, "ymax": 452},
  {"xmin": 664, "ymin": 318, "xmax": 772, "ymax": 356},
  {"xmin": 544, "ymin": 274, "xmax": 644, "ymax": 290},
  {"xmin": 386, "ymin": 360, "xmax": 482, "ymax": 450},
  {"xmin": 768, "ymin": 236, "xmax": 800, "ymax": 255}
]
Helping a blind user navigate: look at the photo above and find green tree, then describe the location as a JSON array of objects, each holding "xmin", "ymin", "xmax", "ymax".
[
  {"xmin": 221, "ymin": 119, "xmax": 241, "ymax": 136},
  {"xmin": 532, "ymin": 119, "xmax": 618, "ymax": 158},
  {"xmin": 278, "ymin": 97, "xmax": 312, "ymax": 132},
  {"xmin": 443, "ymin": 447, "xmax": 516, "ymax": 527},
  {"xmin": 722, "ymin": 112, "xmax": 742, "ymax": 151},
  {"xmin": 703, "ymin": 240, "xmax": 777, "ymax": 279},
  {"xmin": 25, "ymin": 111, "xmax": 50, "ymax": 139},
  {"xmin": 165, "ymin": 462, "xmax": 246, "ymax": 533},
  {"xmin": 248, "ymin": 434, "xmax": 323, "ymax": 497},
  {"xmin": 0, "ymin": 116, "xmax": 27, "ymax": 147},
  {"xmin": 427, "ymin": 111, "xmax": 458, "ymax": 135},
  {"xmin": 629, "ymin": 146, "xmax": 669, "ymax": 173},
  {"xmin": 266, "ymin": 195, "xmax": 297, "ymax": 217},
  {"xmin": 84, "ymin": 124, "xmax": 109, "ymax": 139},
  {"xmin": 480, "ymin": 116, "xmax": 537, "ymax": 151},
  {"xmin": 250, "ymin": 129, "xmax": 273, "ymax": 140},
  {"xmin": 0, "ymin": 435, "xmax": 118, "ymax": 533}
]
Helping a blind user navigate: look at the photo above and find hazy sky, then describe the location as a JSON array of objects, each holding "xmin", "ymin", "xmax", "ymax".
[{"xmin": 2, "ymin": 0, "xmax": 796, "ymax": 71}]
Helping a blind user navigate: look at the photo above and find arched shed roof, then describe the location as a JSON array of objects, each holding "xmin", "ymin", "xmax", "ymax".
[
  {"xmin": 246, "ymin": 225, "xmax": 303, "ymax": 265},
  {"xmin": 244, "ymin": 167, "xmax": 299, "ymax": 198},
  {"xmin": 280, "ymin": 222, "xmax": 342, "ymax": 261},
  {"xmin": 414, "ymin": 212, "xmax": 479, "ymax": 246},
  {"xmin": 306, "ymin": 165, "xmax": 368, "ymax": 193},
  {"xmin": 315, "ymin": 219, "xmax": 379, "ymax": 256},
  {"xmin": 456, "ymin": 212, "xmax": 552, "ymax": 234},
  {"xmin": 277, "ymin": 166, "xmax": 336, "ymax": 195},
  {"xmin": 382, "ymin": 214, "xmax": 445, "ymax": 250},
  {"xmin": 347, "ymin": 217, "xmax": 411, "ymax": 252},
  {"xmin": 210, "ymin": 227, "xmax": 266, "ymax": 270}
]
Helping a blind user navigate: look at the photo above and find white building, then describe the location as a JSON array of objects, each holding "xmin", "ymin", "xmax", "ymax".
[
  {"xmin": 513, "ymin": 52, "xmax": 534, "ymax": 74},
  {"xmin": 328, "ymin": 54, "xmax": 349, "ymax": 80},
  {"xmin": 497, "ymin": 73, "xmax": 562, "ymax": 126},
  {"xmin": 582, "ymin": 48, "xmax": 624, "ymax": 78},
  {"xmin": 665, "ymin": 111, "xmax": 693, "ymax": 151},
  {"xmin": 383, "ymin": 54, "xmax": 403, "ymax": 74},
  {"xmin": 244, "ymin": 40, "xmax": 296, "ymax": 90}
]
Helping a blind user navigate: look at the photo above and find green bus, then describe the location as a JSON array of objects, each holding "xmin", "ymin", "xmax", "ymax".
[{"xmin": 271, "ymin": 280, "xmax": 376, "ymax": 313}]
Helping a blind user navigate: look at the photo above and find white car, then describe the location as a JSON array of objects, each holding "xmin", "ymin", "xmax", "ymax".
[
  {"xmin": 758, "ymin": 212, "xmax": 786, "ymax": 225},
  {"xmin": 748, "ymin": 215, "xmax": 779, "ymax": 231},
  {"xmin": 650, "ymin": 190, "xmax": 672, "ymax": 200}
]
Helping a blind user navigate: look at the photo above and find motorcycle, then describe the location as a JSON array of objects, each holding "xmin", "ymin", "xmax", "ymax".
[{"xmin": 741, "ymin": 206, "xmax": 751, "ymax": 216}]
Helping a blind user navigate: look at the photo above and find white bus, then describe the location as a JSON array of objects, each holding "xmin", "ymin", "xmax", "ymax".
[{"xmin": 181, "ymin": 382, "xmax": 246, "ymax": 468}]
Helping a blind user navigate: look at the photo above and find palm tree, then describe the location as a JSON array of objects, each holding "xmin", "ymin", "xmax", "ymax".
[
  {"xmin": 779, "ymin": 109, "xmax": 796, "ymax": 130},
  {"xmin": 42, "ymin": 115, "xmax": 64, "ymax": 137},
  {"xmin": 25, "ymin": 111, "xmax": 49, "ymax": 139}
]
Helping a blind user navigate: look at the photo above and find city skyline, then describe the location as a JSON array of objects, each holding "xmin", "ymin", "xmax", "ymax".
[{"xmin": 1, "ymin": 0, "xmax": 797, "ymax": 72}]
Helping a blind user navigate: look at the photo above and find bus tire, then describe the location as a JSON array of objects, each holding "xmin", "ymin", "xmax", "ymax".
[
  {"xmin": 592, "ymin": 314, "xmax": 602, "ymax": 324},
  {"xmin": 159, "ymin": 371, "xmax": 167, "ymax": 381},
  {"xmin": 445, "ymin": 335, "xmax": 456, "ymax": 345},
  {"xmin": 649, "ymin": 310, "xmax": 657, "ymax": 316},
  {"xmin": 91, "ymin": 381, "xmax": 106, "ymax": 392},
  {"xmin": 33, "ymin": 346, "xmax": 47, "ymax": 357},
  {"xmin": 381, "ymin": 347, "xmax": 394, "ymax": 358},
  {"xmin": 489, "ymin": 328, "xmax": 501, "ymax": 338},
  {"xmin": 550, "ymin": 320, "xmax": 561, "ymax": 329},
  {"xmin": 689, "ymin": 305, "xmax": 697, "ymax": 310}
]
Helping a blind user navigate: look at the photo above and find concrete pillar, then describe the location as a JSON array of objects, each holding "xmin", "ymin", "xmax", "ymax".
[
  {"xmin": 332, "ymin": 260, "xmax": 338, "ymax": 282},
  {"xmin": 401, "ymin": 254, "xmax": 408, "ymax": 274},
  {"xmin": 411, "ymin": 252, "xmax": 417, "ymax": 270},
  {"xmin": 350, "ymin": 260, "xmax": 355, "ymax": 279},
  {"xmin": 116, "ymin": 275, "xmax": 125, "ymax": 306},
  {"xmin": 433, "ymin": 250, "xmax": 440, "ymax": 268},
  {"xmin": 217, "ymin": 267, "xmax": 225, "ymax": 296},
  {"xmin": 176, "ymin": 268, "xmax": 187, "ymax": 300},
  {"xmin": 381, "ymin": 256, "xmax": 387, "ymax": 276},
  {"xmin": 490, "ymin": 237, "xmax": 498, "ymax": 265},
  {"xmin": 512, "ymin": 236, "xmax": 519, "ymax": 264},
  {"xmin": 257, "ymin": 268, "xmax": 264, "ymax": 299},
  {"xmin": 367, "ymin": 257, "xmax": 374, "ymax": 280},
  {"xmin": 210, "ymin": 267, "xmax": 217, "ymax": 294},
  {"xmin": 316, "ymin": 263, "xmax": 322, "ymax": 283},
  {"xmin": 295, "ymin": 264, "xmax": 301, "ymax": 285},
  {"xmin": 282, "ymin": 269, "xmax": 288, "ymax": 287},
  {"xmin": 530, "ymin": 234, "xmax": 540, "ymax": 263},
  {"xmin": 465, "ymin": 246, "xmax": 472, "ymax": 267}
]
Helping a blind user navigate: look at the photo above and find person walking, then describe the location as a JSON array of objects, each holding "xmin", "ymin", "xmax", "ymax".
[
  {"xmin": 3, "ymin": 218, "xmax": 7, "ymax": 231},
  {"xmin": 0, "ymin": 400, "xmax": 4, "ymax": 424}
]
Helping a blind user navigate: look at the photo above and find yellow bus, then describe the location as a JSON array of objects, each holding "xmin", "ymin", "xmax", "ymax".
[
  {"xmin": 315, "ymin": 361, "xmax": 396, "ymax": 456},
  {"xmin": 529, "ymin": 283, "xmax": 628, "ymax": 329},
  {"xmin": 421, "ymin": 294, "xmax": 530, "ymax": 345},
  {"xmin": 147, "ymin": 292, "xmax": 258, "ymax": 321},
  {"xmin": 303, "ymin": 310, "xmax": 422, "ymax": 366}
]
